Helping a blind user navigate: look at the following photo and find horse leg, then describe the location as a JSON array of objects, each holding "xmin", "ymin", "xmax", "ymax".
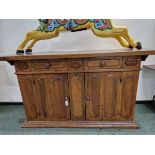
[
  {"xmin": 92, "ymin": 25, "xmax": 142, "ymax": 49},
  {"xmin": 112, "ymin": 26, "xmax": 142, "ymax": 49},
  {"xmin": 17, "ymin": 30, "xmax": 59, "ymax": 54},
  {"xmin": 16, "ymin": 31, "xmax": 34, "ymax": 55},
  {"xmin": 114, "ymin": 36, "xmax": 131, "ymax": 48},
  {"xmin": 25, "ymin": 39, "xmax": 39, "ymax": 54},
  {"xmin": 91, "ymin": 27, "xmax": 130, "ymax": 48},
  {"xmin": 16, "ymin": 30, "xmax": 42, "ymax": 54},
  {"xmin": 24, "ymin": 30, "xmax": 59, "ymax": 54}
]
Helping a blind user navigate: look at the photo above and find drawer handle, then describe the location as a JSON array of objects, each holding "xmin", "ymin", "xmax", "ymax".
[
  {"xmin": 44, "ymin": 63, "xmax": 51, "ymax": 68},
  {"xmin": 100, "ymin": 60, "xmax": 106, "ymax": 67}
]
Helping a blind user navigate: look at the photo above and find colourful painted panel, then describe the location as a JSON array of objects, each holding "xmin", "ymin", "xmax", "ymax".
[{"xmin": 37, "ymin": 19, "xmax": 113, "ymax": 32}]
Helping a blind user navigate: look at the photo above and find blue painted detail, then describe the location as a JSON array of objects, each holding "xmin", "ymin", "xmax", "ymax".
[
  {"xmin": 95, "ymin": 20, "xmax": 105, "ymax": 28},
  {"xmin": 68, "ymin": 19, "xmax": 72, "ymax": 30},
  {"xmin": 72, "ymin": 20, "xmax": 78, "ymax": 28},
  {"xmin": 47, "ymin": 19, "xmax": 80, "ymax": 31}
]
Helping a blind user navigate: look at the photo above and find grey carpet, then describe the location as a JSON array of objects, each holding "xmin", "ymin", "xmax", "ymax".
[{"xmin": 0, "ymin": 104, "xmax": 155, "ymax": 135}]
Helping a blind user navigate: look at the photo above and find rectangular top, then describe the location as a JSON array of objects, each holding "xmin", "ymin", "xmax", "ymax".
[{"xmin": 0, "ymin": 49, "xmax": 155, "ymax": 61}]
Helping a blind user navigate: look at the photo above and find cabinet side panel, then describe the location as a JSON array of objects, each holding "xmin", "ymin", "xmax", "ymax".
[
  {"xmin": 69, "ymin": 73, "xmax": 85, "ymax": 120},
  {"xmin": 18, "ymin": 75, "xmax": 38, "ymax": 121}
]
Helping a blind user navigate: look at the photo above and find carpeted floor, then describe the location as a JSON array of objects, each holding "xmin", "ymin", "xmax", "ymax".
[{"xmin": 0, "ymin": 104, "xmax": 155, "ymax": 135}]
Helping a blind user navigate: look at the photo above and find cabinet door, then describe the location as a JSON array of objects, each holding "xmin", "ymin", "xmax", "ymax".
[
  {"xmin": 34, "ymin": 74, "xmax": 70, "ymax": 121},
  {"xmin": 69, "ymin": 73, "xmax": 85, "ymax": 120},
  {"xmin": 18, "ymin": 75, "xmax": 38, "ymax": 121},
  {"xmin": 85, "ymin": 73, "xmax": 102, "ymax": 120},
  {"xmin": 120, "ymin": 71, "xmax": 139, "ymax": 120},
  {"xmin": 101, "ymin": 72, "xmax": 122, "ymax": 120},
  {"xmin": 101, "ymin": 71, "xmax": 139, "ymax": 121}
]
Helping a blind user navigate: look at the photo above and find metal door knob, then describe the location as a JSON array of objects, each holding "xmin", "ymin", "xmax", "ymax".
[
  {"xmin": 86, "ymin": 96, "xmax": 90, "ymax": 100},
  {"xmin": 64, "ymin": 97, "xmax": 69, "ymax": 107}
]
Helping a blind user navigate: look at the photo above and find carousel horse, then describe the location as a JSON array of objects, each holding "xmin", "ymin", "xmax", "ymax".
[{"xmin": 16, "ymin": 19, "xmax": 142, "ymax": 55}]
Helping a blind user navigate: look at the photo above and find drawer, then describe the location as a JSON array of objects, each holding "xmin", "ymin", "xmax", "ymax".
[
  {"xmin": 31, "ymin": 60, "xmax": 67, "ymax": 71},
  {"xmin": 15, "ymin": 61, "xmax": 30, "ymax": 72},
  {"xmin": 123, "ymin": 57, "xmax": 141, "ymax": 68},
  {"xmin": 85, "ymin": 57, "xmax": 122, "ymax": 69},
  {"xmin": 67, "ymin": 59, "xmax": 84, "ymax": 70}
]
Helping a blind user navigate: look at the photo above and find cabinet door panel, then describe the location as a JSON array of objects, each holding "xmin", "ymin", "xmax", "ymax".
[
  {"xmin": 34, "ymin": 75, "xmax": 55, "ymax": 120},
  {"xmin": 85, "ymin": 73, "xmax": 102, "ymax": 120},
  {"xmin": 34, "ymin": 74, "xmax": 70, "ymax": 121},
  {"xmin": 120, "ymin": 72, "xmax": 139, "ymax": 120},
  {"xmin": 18, "ymin": 75, "xmax": 38, "ymax": 121},
  {"xmin": 101, "ymin": 72, "xmax": 122, "ymax": 120},
  {"xmin": 69, "ymin": 73, "xmax": 85, "ymax": 120}
]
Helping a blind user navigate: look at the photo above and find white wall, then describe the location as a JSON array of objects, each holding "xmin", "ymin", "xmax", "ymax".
[{"xmin": 0, "ymin": 19, "xmax": 155, "ymax": 102}]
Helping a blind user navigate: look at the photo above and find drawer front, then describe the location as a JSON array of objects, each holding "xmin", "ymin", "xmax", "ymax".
[
  {"xmin": 123, "ymin": 57, "xmax": 141, "ymax": 68},
  {"xmin": 85, "ymin": 57, "xmax": 122, "ymax": 69},
  {"xmin": 67, "ymin": 59, "xmax": 84, "ymax": 71},
  {"xmin": 15, "ymin": 61, "xmax": 30, "ymax": 72},
  {"xmin": 31, "ymin": 60, "xmax": 66, "ymax": 71}
]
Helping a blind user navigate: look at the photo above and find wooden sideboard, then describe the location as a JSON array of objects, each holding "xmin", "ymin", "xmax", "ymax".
[{"xmin": 1, "ymin": 49, "xmax": 155, "ymax": 128}]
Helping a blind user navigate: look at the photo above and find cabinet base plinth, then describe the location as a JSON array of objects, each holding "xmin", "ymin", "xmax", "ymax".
[{"xmin": 21, "ymin": 120, "xmax": 139, "ymax": 128}]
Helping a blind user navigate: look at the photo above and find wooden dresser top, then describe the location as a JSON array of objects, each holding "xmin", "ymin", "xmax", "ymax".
[{"xmin": 0, "ymin": 49, "xmax": 155, "ymax": 61}]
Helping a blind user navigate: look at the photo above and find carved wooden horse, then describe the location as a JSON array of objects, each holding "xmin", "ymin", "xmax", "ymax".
[{"xmin": 16, "ymin": 19, "xmax": 142, "ymax": 55}]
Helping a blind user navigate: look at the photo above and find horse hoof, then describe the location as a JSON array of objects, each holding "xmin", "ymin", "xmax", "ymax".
[
  {"xmin": 25, "ymin": 49, "xmax": 32, "ymax": 54},
  {"xmin": 136, "ymin": 42, "xmax": 142, "ymax": 49},
  {"xmin": 129, "ymin": 45, "xmax": 133, "ymax": 49},
  {"xmin": 16, "ymin": 50, "xmax": 24, "ymax": 55}
]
